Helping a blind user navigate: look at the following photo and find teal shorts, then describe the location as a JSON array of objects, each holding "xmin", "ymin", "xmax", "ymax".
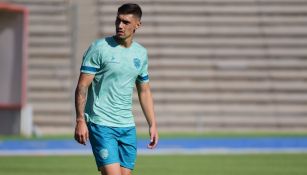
[{"xmin": 87, "ymin": 122, "xmax": 137, "ymax": 170}]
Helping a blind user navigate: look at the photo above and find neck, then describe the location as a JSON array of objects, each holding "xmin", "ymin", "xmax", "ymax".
[{"xmin": 113, "ymin": 35, "xmax": 133, "ymax": 48}]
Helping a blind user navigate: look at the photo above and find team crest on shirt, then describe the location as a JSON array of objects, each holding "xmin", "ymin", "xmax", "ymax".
[{"xmin": 133, "ymin": 58, "xmax": 141, "ymax": 69}]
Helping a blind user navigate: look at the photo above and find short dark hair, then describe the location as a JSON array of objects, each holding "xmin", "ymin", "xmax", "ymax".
[{"xmin": 118, "ymin": 3, "xmax": 142, "ymax": 20}]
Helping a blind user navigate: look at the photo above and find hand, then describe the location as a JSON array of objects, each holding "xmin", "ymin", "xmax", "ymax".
[
  {"xmin": 74, "ymin": 119, "xmax": 89, "ymax": 145},
  {"xmin": 148, "ymin": 125, "xmax": 158, "ymax": 149}
]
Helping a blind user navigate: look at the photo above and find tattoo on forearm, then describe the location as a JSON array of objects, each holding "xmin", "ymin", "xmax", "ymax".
[{"xmin": 75, "ymin": 85, "xmax": 88, "ymax": 119}]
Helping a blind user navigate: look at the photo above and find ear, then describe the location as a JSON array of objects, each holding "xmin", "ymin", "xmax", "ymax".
[{"xmin": 135, "ymin": 20, "xmax": 141, "ymax": 30}]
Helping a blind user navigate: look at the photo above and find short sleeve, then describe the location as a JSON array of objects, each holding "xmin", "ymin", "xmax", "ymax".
[
  {"xmin": 80, "ymin": 42, "xmax": 101, "ymax": 74},
  {"xmin": 136, "ymin": 52, "xmax": 149, "ymax": 84}
]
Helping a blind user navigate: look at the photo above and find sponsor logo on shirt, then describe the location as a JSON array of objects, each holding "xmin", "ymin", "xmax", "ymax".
[{"xmin": 107, "ymin": 57, "xmax": 120, "ymax": 63}]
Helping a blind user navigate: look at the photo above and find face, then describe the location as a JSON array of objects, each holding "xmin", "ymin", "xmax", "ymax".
[{"xmin": 115, "ymin": 14, "xmax": 141, "ymax": 40}]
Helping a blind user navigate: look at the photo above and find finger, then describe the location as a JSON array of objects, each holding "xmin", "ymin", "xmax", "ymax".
[
  {"xmin": 80, "ymin": 135, "xmax": 86, "ymax": 145},
  {"xmin": 152, "ymin": 134, "xmax": 159, "ymax": 148},
  {"xmin": 147, "ymin": 143, "xmax": 153, "ymax": 149},
  {"xmin": 75, "ymin": 133, "xmax": 81, "ymax": 143},
  {"xmin": 86, "ymin": 131, "xmax": 89, "ymax": 142},
  {"xmin": 74, "ymin": 133, "xmax": 78, "ymax": 141},
  {"xmin": 76, "ymin": 133, "xmax": 83, "ymax": 144},
  {"xmin": 152, "ymin": 137, "xmax": 158, "ymax": 148},
  {"xmin": 147, "ymin": 135, "xmax": 154, "ymax": 148},
  {"xmin": 77, "ymin": 134, "xmax": 82, "ymax": 143},
  {"xmin": 148, "ymin": 141, "xmax": 155, "ymax": 149},
  {"xmin": 148, "ymin": 135, "xmax": 158, "ymax": 149},
  {"xmin": 151, "ymin": 136, "xmax": 158, "ymax": 148},
  {"xmin": 150, "ymin": 133, "xmax": 154, "ymax": 142}
]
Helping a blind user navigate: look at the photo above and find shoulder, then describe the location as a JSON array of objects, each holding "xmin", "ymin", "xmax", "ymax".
[
  {"xmin": 83, "ymin": 38, "xmax": 110, "ymax": 59},
  {"xmin": 90, "ymin": 37, "xmax": 110, "ymax": 49},
  {"xmin": 133, "ymin": 41, "xmax": 147, "ymax": 55}
]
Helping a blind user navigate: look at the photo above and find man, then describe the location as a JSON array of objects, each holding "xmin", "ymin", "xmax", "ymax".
[{"xmin": 74, "ymin": 3, "xmax": 158, "ymax": 175}]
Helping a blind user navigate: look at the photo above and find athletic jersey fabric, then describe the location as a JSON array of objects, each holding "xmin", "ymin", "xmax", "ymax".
[{"xmin": 80, "ymin": 36, "xmax": 149, "ymax": 127}]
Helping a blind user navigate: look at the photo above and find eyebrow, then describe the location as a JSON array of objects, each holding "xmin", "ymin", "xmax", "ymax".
[{"xmin": 116, "ymin": 16, "xmax": 131, "ymax": 24}]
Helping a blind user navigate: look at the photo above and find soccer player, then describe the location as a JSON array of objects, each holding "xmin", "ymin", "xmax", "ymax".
[{"xmin": 74, "ymin": 3, "xmax": 158, "ymax": 175}]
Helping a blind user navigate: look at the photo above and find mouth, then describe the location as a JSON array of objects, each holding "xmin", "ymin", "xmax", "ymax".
[{"xmin": 116, "ymin": 30, "xmax": 124, "ymax": 35}]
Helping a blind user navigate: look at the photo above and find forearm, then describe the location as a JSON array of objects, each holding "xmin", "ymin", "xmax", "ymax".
[
  {"xmin": 138, "ymin": 88, "xmax": 157, "ymax": 127},
  {"xmin": 75, "ymin": 84, "xmax": 88, "ymax": 121},
  {"xmin": 137, "ymin": 83, "xmax": 159, "ymax": 148}
]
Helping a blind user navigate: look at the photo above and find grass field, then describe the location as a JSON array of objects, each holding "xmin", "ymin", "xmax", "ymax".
[
  {"xmin": 1, "ymin": 154, "xmax": 307, "ymax": 175},
  {"xmin": 1, "ymin": 132, "xmax": 307, "ymax": 175}
]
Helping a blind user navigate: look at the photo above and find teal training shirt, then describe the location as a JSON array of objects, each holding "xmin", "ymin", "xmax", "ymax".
[{"xmin": 80, "ymin": 36, "xmax": 149, "ymax": 127}]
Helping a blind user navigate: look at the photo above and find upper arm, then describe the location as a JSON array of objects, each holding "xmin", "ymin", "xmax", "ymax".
[
  {"xmin": 78, "ymin": 41, "xmax": 102, "ymax": 88},
  {"xmin": 136, "ymin": 51, "xmax": 149, "ymax": 84},
  {"xmin": 77, "ymin": 73, "xmax": 95, "ymax": 88}
]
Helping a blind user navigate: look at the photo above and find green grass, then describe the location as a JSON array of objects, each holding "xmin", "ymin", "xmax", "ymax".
[{"xmin": 1, "ymin": 154, "xmax": 307, "ymax": 175}]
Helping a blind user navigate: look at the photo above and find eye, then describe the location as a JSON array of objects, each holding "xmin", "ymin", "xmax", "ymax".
[{"xmin": 115, "ymin": 18, "xmax": 120, "ymax": 23}]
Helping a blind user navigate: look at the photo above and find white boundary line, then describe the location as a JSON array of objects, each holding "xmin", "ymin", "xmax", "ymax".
[{"xmin": 138, "ymin": 148, "xmax": 307, "ymax": 155}]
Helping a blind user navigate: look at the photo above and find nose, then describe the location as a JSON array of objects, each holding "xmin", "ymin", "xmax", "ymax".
[{"xmin": 118, "ymin": 21, "xmax": 124, "ymax": 29}]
